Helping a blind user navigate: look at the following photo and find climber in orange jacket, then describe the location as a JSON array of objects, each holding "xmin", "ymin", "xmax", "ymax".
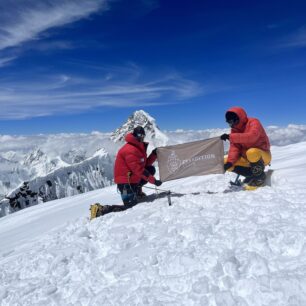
[{"xmin": 220, "ymin": 106, "xmax": 272, "ymax": 188}]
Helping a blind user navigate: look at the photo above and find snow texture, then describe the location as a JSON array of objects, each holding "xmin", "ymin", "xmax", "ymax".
[{"xmin": 0, "ymin": 141, "xmax": 306, "ymax": 305}]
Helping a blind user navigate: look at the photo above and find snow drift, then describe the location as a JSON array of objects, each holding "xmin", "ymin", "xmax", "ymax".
[{"xmin": 1, "ymin": 141, "xmax": 306, "ymax": 305}]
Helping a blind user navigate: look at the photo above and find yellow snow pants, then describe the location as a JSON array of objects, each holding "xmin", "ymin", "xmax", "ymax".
[{"xmin": 224, "ymin": 148, "xmax": 272, "ymax": 171}]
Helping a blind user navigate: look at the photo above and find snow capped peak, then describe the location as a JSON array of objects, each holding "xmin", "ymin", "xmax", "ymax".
[
  {"xmin": 24, "ymin": 148, "xmax": 46, "ymax": 166},
  {"xmin": 23, "ymin": 147, "xmax": 69, "ymax": 177},
  {"xmin": 134, "ymin": 109, "xmax": 156, "ymax": 123},
  {"xmin": 110, "ymin": 110, "xmax": 155, "ymax": 142},
  {"xmin": 111, "ymin": 109, "xmax": 168, "ymax": 147}
]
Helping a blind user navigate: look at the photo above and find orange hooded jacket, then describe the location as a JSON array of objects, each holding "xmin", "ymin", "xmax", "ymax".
[{"xmin": 227, "ymin": 107, "xmax": 270, "ymax": 164}]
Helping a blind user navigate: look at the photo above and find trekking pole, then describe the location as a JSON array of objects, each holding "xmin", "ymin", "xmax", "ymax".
[
  {"xmin": 167, "ymin": 191, "xmax": 172, "ymax": 206},
  {"xmin": 154, "ymin": 185, "xmax": 172, "ymax": 206},
  {"xmin": 143, "ymin": 185, "xmax": 173, "ymax": 206},
  {"xmin": 142, "ymin": 185, "xmax": 171, "ymax": 193}
]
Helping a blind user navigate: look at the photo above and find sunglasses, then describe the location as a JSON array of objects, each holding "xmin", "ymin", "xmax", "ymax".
[{"xmin": 226, "ymin": 119, "xmax": 239, "ymax": 128}]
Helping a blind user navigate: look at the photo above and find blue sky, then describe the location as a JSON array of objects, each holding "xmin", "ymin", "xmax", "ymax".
[{"xmin": 0, "ymin": 0, "xmax": 306, "ymax": 134}]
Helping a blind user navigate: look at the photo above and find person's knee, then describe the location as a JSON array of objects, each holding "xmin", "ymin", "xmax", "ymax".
[
  {"xmin": 262, "ymin": 151, "xmax": 272, "ymax": 165},
  {"xmin": 121, "ymin": 193, "xmax": 137, "ymax": 206},
  {"xmin": 246, "ymin": 148, "xmax": 261, "ymax": 163},
  {"xmin": 119, "ymin": 184, "xmax": 137, "ymax": 205}
]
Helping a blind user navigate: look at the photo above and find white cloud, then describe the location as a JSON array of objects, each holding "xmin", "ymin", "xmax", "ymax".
[
  {"xmin": 277, "ymin": 26, "xmax": 306, "ymax": 49},
  {"xmin": 0, "ymin": 56, "xmax": 17, "ymax": 67},
  {"xmin": 0, "ymin": 64, "xmax": 204, "ymax": 119},
  {"xmin": 0, "ymin": 0, "xmax": 107, "ymax": 50},
  {"xmin": 26, "ymin": 40, "xmax": 76, "ymax": 52}
]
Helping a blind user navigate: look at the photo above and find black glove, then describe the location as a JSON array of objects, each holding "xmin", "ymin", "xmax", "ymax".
[
  {"xmin": 151, "ymin": 148, "xmax": 157, "ymax": 155},
  {"xmin": 154, "ymin": 179, "xmax": 162, "ymax": 186},
  {"xmin": 224, "ymin": 162, "xmax": 233, "ymax": 172},
  {"xmin": 220, "ymin": 133, "xmax": 230, "ymax": 141}
]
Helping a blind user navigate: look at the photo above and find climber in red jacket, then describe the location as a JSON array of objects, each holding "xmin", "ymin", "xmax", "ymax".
[
  {"xmin": 114, "ymin": 126, "xmax": 162, "ymax": 207},
  {"xmin": 91, "ymin": 126, "xmax": 162, "ymax": 218},
  {"xmin": 220, "ymin": 106, "xmax": 271, "ymax": 188},
  {"xmin": 90, "ymin": 126, "xmax": 163, "ymax": 218}
]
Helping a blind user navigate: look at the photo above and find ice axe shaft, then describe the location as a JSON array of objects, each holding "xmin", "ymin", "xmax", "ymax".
[{"xmin": 167, "ymin": 191, "xmax": 172, "ymax": 206}]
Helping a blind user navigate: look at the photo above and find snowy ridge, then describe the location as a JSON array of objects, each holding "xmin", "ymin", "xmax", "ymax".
[
  {"xmin": 1, "ymin": 142, "xmax": 306, "ymax": 305},
  {"xmin": 0, "ymin": 149, "xmax": 114, "ymax": 217}
]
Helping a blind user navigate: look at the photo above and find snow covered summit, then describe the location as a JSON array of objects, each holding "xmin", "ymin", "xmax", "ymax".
[
  {"xmin": 1, "ymin": 141, "xmax": 306, "ymax": 305},
  {"xmin": 111, "ymin": 110, "xmax": 168, "ymax": 147}
]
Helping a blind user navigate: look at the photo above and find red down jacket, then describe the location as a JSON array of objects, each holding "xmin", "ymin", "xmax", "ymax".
[
  {"xmin": 114, "ymin": 133, "xmax": 157, "ymax": 184},
  {"xmin": 227, "ymin": 107, "xmax": 271, "ymax": 164}
]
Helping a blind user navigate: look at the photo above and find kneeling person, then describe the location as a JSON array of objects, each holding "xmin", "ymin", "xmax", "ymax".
[
  {"xmin": 220, "ymin": 107, "xmax": 271, "ymax": 188},
  {"xmin": 91, "ymin": 126, "xmax": 162, "ymax": 219}
]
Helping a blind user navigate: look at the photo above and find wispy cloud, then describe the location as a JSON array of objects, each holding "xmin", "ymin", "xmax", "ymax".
[
  {"xmin": 0, "ymin": 64, "xmax": 203, "ymax": 119},
  {"xmin": 0, "ymin": 56, "xmax": 17, "ymax": 67},
  {"xmin": 277, "ymin": 26, "xmax": 306, "ymax": 49},
  {"xmin": 0, "ymin": 0, "xmax": 108, "ymax": 51},
  {"xmin": 25, "ymin": 40, "xmax": 76, "ymax": 52}
]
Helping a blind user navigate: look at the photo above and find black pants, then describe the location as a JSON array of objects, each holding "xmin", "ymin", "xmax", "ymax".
[{"xmin": 117, "ymin": 165, "xmax": 156, "ymax": 207}]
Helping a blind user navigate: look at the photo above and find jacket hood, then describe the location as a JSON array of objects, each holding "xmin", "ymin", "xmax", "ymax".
[
  {"xmin": 125, "ymin": 133, "xmax": 148, "ymax": 150},
  {"xmin": 125, "ymin": 133, "xmax": 140, "ymax": 145},
  {"xmin": 226, "ymin": 106, "xmax": 248, "ymax": 130}
]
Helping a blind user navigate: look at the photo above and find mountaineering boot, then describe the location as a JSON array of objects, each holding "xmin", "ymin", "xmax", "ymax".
[
  {"xmin": 90, "ymin": 203, "xmax": 112, "ymax": 220},
  {"xmin": 242, "ymin": 176, "xmax": 254, "ymax": 185},
  {"xmin": 90, "ymin": 203, "xmax": 101, "ymax": 220},
  {"xmin": 244, "ymin": 159, "xmax": 266, "ymax": 190}
]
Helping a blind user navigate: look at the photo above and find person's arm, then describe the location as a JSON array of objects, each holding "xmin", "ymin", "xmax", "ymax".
[
  {"xmin": 146, "ymin": 148, "xmax": 157, "ymax": 166},
  {"xmin": 230, "ymin": 120, "xmax": 261, "ymax": 144}
]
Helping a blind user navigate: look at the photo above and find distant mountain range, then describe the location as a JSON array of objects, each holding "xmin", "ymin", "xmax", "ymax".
[
  {"xmin": 1, "ymin": 110, "xmax": 306, "ymax": 217},
  {"xmin": 0, "ymin": 110, "xmax": 169, "ymax": 217}
]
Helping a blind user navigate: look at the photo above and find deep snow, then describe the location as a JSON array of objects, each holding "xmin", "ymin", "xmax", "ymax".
[{"xmin": 1, "ymin": 142, "xmax": 306, "ymax": 305}]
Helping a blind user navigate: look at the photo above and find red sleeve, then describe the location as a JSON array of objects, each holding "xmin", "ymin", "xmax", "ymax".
[
  {"xmin": 146, "ymin": 152, "xmax": 157, "ymax": 166},
  {"xmin": 229, "ymin": 120, "xmax": 261, "ymax": 145}
]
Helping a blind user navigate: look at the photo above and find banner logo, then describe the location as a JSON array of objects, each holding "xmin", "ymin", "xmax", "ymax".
[{"xmin": 167, "ymin": 151, "xmax": 182, "ymax": 174}]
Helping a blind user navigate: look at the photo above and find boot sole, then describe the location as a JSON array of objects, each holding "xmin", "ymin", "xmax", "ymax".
[{"xmin": 90, "ymin": 203, "xmax": 102, "ymax": 220}]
